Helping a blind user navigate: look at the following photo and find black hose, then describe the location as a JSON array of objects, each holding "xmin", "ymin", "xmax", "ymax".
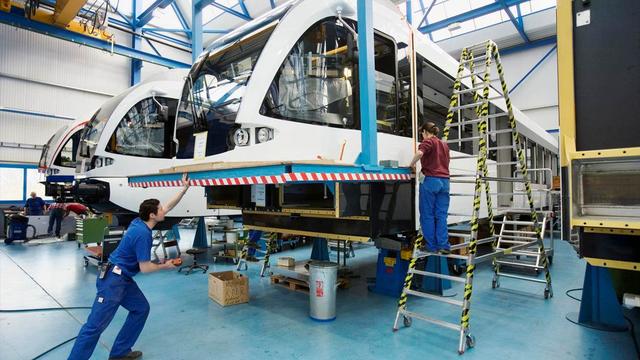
[
  {"xmin": 32, "ymin": 336, "xmax": 78, "ymax": 360},
  {"xmin": 1, "ymin": 306, "xmax": 92, "ymax": 359},
  {"xmin": 565, "ymin": 287, "xmax": 582, "ymax": 302},
  {"xmin": 0, "ymin": 306, "xmax": 92, "ymax": 313},
  {"xmin": 565, "ymin": 287, "xmax": 640, "ymax": 358}
]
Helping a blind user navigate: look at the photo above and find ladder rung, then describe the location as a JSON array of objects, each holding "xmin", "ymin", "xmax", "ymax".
[
  {"xmin": 480, "ymin": 176, "xmax": 528, "ymax": 183},
  {"xmin": 497, "ymin": 235, "xmax": 539, "ymax": 241},
  {"xmin": 446, "ymin": 118, "xmax": 484, "ymax": 127},
  {"xmin": 405, "ymin": 289, "xmax": 464, "ymax": 307},
  {"xmin": 410, "ymin": 269, "xmax": 466, "ymax": 283},
  {"xmin": 400, "ymin": 309, "xmax": 462, "ymax": 332},
  {"xmin": 416, "ymin": 251, "xmax": 469, "ymax": 260},
  {"xmin": 510, "ymin": 250, "xmax": 542, "ymax": 257},
  {"xmin": 501, "ymin": 229, "xmax": 538, "ymax": 235},
  {"xmin": 445, "ymin": 136, "xmax": 484, "ymax": 144},
  {"xmin": 496, "ymin": 271, "xmax": 547, "ymax": 284},
  {"xmin": 453, "ymin": 86, "xmax": 485, "ymax": 94},
  {"xmin": 494, "ymin": 220, "xmax": 536, "ymax": 225},
  {"xmin": 461, "ymin": 54, "xmax": 488, "ymax": 64},
  {"xmin": 450, "ymin": 102, "xmax": 489, "ymax": 111},
  {"xmin": 487, "ymin": 145, "xmax": 516, "ymax": 151},
  {"xmin": 495, "ymin": 260, "xmax": 544, "ymax": 269},
  {"xmin": 497, "ymin": 239, "xmax": 529, "ymax": 245},
  {"xmin": 486, "ymin": 129, "xmax": 515, "ymax": 135}
]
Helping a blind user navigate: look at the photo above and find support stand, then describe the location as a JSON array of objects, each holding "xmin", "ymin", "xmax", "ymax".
[{"xmin": 566, "ymin": 263, "xmax": 628, "ymax": 332}]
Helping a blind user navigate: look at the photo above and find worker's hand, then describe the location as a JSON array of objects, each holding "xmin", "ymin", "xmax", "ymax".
[
  {"xmin": 410, "ymin": 164, "xmax": 417, "ymax": 175},
  {"xmin": 162, "ymin": 260, "xmax": 176, "ymax": 270},
  {"xmin": 181, "ymin": 173, "xmax": 190, "ymax": 190}
]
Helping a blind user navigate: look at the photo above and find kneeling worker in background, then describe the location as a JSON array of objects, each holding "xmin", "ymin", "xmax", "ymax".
[
  {"xmin": 69, "ymin": 174, "xmax": 190, "ymax": 360},
  {"xmin": 410, "ymin": 122, "xmax": 451, "ymax": 254}
]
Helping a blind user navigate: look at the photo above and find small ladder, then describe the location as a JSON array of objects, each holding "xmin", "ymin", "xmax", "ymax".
[
  {"xmin": 236, "ymin": 232, "xmax": 278, "ymax": 277},
  {"xmin": 392, "ymin": 40, "xmax": 553, "ymax": 354}
]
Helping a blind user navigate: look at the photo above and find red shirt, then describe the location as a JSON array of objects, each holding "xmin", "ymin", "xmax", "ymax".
[
  {"xmin": 65, "ymin": 203, "xmax": 88, "ymax": 215},
  {"xmin": 418, "ymin": 137, "xmax": 450, "ymax": 178}
]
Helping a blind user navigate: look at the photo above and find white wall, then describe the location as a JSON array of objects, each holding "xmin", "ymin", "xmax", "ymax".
[
  {"xmin": 0, "ymin": 23, "xmax": 190, "ymax": 163},
  {"xmin": 433, "ymin": 6, "xmax": 559, "ymax": 140},
  {"xmin": 492, "ymin": 44, "xmax": 558, "ymax": 133}
]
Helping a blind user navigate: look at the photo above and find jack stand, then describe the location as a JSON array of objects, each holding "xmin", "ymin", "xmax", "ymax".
[
  {"xmin": 311, "ymin": 238, "xmax": 330, "ymax": 261},
  {"xmin": 192, "ymin": 217, "xmax": 208, "ymax": 249},
  {"xmin": 421, "ymin": 256, "xmax": 454, "ymax": 296},
  {"xmin": 566, "ymin": 263, "xmax": 628, "ymax": 332}
]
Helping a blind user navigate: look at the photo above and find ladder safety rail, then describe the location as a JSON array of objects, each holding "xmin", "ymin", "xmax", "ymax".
[{"xmin": 393, "ymin": 40, "xmax": 553, "ymax": 355}]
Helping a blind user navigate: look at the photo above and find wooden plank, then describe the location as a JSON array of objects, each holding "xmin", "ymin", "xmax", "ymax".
[{"xmin": 270, "ymin": 275, "xmax": 349, "ymax": 294}]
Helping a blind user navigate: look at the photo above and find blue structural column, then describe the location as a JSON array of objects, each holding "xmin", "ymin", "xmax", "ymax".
[
  {"xmin": 356, "ymin": 0, "xmax": 378, "ymax": 167},
  {"xmin": 192, "ymin": 0, "xmax": 204, "ymax": 63},
  {"xmin": 131, "ymin": 0, "xmax": 143, "ymax": 85}
]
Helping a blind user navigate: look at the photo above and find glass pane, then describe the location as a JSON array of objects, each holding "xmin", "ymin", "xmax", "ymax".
[
  {"xmin": 26, "ymin": 168, "xmax": 50, "ymax": 201},
  {"xmin": 0, "ymin": 168, "xmax": 24, "ymax": 201},
  {"xmin": 260, "ymin": 19, "xmax": 355, "ymax": 128},
  {"xmin": 54, "ymin": 130, "xmax": 82, "ymax": 168},
  {"xmin": 177, "ymin": 27, "xmax": 273, "ymax": 159},
  {"xmin": 107, "ymin": 97, "xmax": 176, "ymax": 158}
]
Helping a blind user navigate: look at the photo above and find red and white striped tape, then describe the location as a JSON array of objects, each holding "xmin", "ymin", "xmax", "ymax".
[{"xmin": 129, "ymin": 172, "xmax": 411, "ymax": 188}]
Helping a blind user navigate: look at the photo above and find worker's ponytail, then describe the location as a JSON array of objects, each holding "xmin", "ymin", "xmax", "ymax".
[{"xmin": 420, "ymin": 122, "xmax": 440, "ymax": 136}]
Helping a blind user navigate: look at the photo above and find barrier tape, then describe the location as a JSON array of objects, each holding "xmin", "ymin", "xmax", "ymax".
[{"xmin": 129, "ymin": 172, "xmax": 412, "ymax": 188}]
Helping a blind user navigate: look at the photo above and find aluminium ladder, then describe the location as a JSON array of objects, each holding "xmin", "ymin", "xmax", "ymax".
[{"xmin": 392, "ymin": 40, "xmax": 553, "ymax": 354}]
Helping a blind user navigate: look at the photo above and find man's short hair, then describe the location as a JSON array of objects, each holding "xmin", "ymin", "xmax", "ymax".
[{"xmin": 139, "ymin": 199, "xmax": 160, "ymax": 221}]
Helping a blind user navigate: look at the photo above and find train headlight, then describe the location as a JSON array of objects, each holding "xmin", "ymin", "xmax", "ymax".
[
  {"xmin": 256, "ymin": 127, "xmax": 274, "ymax": 143},
  {"xmin": 233, "ymin": 128, "xmax": 250, "ymax": 146}
]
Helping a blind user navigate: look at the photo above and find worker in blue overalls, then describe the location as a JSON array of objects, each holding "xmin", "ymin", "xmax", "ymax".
[{"xmin": 69, "ymin": 174, "xmax": 190, "ymax": 360}]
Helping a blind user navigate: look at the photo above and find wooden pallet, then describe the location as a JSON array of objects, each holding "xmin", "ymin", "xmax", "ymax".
[{"xmin": 270, "ymin": 275, "xmax": 349, "ymax": 294}]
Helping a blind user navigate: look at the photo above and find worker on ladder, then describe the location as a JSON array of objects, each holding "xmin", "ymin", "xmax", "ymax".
[{"xmin": 410, "ymin": 122, "xmax": 451, "ymax": 254}]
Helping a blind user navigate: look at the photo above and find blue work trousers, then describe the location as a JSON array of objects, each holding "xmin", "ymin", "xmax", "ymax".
[
  {"xmin": 48, "ymin": 208, "xmax": 64, "ymax": 237},
  {"xmin": 68, "ymin": 270, "xmax": 150, "ymax": 360},
  {"xmin": 419, "ymin": 176, "xmax": 451, "ymax": 252}
]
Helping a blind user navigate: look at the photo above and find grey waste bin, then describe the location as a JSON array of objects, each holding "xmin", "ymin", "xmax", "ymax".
[{"xmin": 308, "ymin": 261, "xmax": 338, "ymax": 321}]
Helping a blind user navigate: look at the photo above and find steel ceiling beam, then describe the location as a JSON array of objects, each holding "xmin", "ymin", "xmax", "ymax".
[
  {"xmin": 0, "ymin": 7, "xmax": 190, "ymax": 69},
  {"xmin": 136, "ymin": 0, "xmax": 175, "ymax": 27},
  {"xmin": 200, "ymin": 0, "xmax": 252, "ymax": 21},
  {"xmin": 238, "ymin": 0, "xmax": 251, "ymax": 18},
  {"xmin": 498, "ymin": 0, "xmax": 530, "ymax": 43},
  {"xmin": 171, "ymin": 2, "xmax": 191, "ymax": 39},
  {"xmin": 418, "ymin": 0, "xmax": 529, "ymax": 33}
]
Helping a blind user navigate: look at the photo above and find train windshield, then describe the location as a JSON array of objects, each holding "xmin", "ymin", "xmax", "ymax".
[
  {"xmin": 175, "ymin": 26, "xmax": 274, "ymax": 159},
  {"xmin": 39, "ymin": 133, "xmax": 58, "ymax": 169}
]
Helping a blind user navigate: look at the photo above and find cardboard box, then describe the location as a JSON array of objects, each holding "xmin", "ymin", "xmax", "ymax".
[
  {"xmin": 552, "ymin": 176, "xmax": 561, "ymax": 190},
  {"xmin": 208, "ymin": 271, "xmax": 249, "ymax": 306},
  {"xmin": 277, "ymin": 257, "xmax": 295, "ymax": 267}
]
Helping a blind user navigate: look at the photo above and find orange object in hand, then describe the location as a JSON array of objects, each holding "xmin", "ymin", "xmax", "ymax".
[{"xmin": 171, "ymin": 258, "xmax": 183, "ymax": 266}]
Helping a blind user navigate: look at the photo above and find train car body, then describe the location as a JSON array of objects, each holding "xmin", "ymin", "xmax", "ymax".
[
  {"xmin": 130, "ymin": 0, "xmax": 558, "ymax": 241},
  {"xmin": 73, "ymin": 69, "xmax": 238, "ymax": 224}
]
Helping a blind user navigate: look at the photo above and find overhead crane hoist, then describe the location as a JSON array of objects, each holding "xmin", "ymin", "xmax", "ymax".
[{"xmin": 1, "ymin": 0, "xmax": 113, "ymax": 41}]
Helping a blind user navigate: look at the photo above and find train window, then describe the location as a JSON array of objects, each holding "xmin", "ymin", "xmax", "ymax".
[
  {"xmin": 396, "ymin": 46, "xmax": 412, "ymax": 137},
  {"xmin": 176, "ymin": 26, "xmax": 273, "ymax": 159},
  {"xmin": 373, "ymin": 34, "xmax": 398, "ymax": 135},
  {"xmin": 53, "ymin": 131, "xmax": 81, "ymax": 168},
  {"xmin": 106, "ymin": 97, "xmax": 177, "ymax": 159},
  {"xmin": 260, "ymin": 19, "xmax": 355, "ymax": 128},
  {"xmin": 416, "ymin": 55, "xmax": 474, "ymax": 154}
]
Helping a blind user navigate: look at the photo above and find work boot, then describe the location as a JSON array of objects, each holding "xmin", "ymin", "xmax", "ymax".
[{"xmin": 109, "ymin": 350, "xmax": 143, "ymax": 360}]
